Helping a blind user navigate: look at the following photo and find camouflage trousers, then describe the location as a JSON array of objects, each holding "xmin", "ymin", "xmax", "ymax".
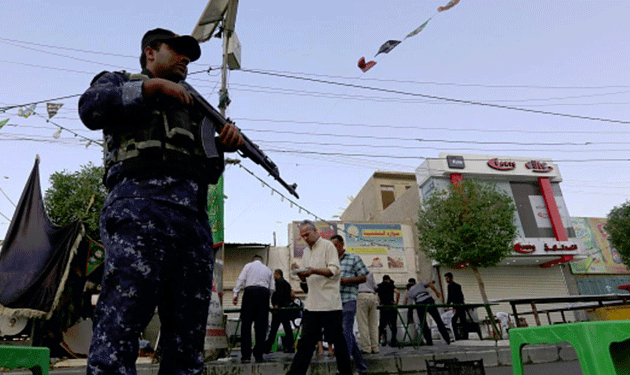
[{"xmin": 87, "ymin": 197, "xmax": 214, "ymax": 375}]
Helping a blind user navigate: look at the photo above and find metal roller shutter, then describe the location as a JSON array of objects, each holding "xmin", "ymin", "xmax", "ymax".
[{"xmin": 441, "ymin": 266, "xmax": 570, "ymax": 327}]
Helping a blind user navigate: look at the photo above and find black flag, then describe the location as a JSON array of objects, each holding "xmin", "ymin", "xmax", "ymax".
[{"xmin": 0, "ymin": 157, "xmax": 83, "ymax": 318}]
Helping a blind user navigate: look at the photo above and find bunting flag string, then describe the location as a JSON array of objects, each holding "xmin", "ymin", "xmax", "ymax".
[
  {"xmin": 18, "ymin": 104, "xmax": 36, "ymax": 118},
  {"xmin": 438, "ymin": 0, "xmax": 460, "ymax": 12},
  {"xmin": 357, "ymin": 1, "xmax": 461, "ymax": 73},
  {"xmin": 46, "ymin": 103, "xmax": 63, "ymax": 119},
  {"xmin": 405, "ymin": 18, "xmax": 432, "ymax": 39},
  {"xmin": 2, "ymin": 101, "xmax": 102, "ymax": 147},
  {"xmin": 375, "ymin": 40, "xmax": 402, "ymax": 56},
  {"xmin": 52, "ymin": 128, "xmax": 62, "ymax": 139}
]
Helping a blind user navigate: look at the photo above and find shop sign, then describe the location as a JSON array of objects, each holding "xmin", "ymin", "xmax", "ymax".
[
  {"xmin": 447, "ymin": 155, "xmax": 465, "ymax": 169},
  {"xmin": 514, "ymin": 243, "xmax": 536, "ymax": 254},
  {"xmin": 525, "ymin": 160, "xmax": 553, "ymax": 173},
  {"xmin": 514, "ymin": 239, "xmax": 580, "ymax": 255},
  {"xmin": 488, "ymin": 158, "xmax": 516, "ymax": 171},
  {"xmin": 544, "ymin": 243, "xmax": 578, "ymax": 251}
]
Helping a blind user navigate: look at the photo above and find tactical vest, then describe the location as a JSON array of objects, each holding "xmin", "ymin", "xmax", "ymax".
[{"xmin": 103, "ymin": 72, "xmax": 224, "ymax": 187}]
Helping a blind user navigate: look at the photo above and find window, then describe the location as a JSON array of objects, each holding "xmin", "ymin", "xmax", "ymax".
[{"xmin": 381, "ymin": 185, "xmax": 395, "ymax": 209}]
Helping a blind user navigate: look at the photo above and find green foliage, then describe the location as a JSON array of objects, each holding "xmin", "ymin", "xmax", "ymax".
[
  {"xmin": 605, "ymin": 201, "xmax": 630, "ymax": 268},
  {"xmin": 417, "ymin": 179, "xmax": 518, "ymax": 269},
  {"xmin": 44, "ymin": 163, "xmax": 106, "ymax": 241}
]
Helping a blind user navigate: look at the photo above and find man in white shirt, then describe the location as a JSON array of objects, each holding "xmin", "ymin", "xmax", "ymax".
[
  {"xmin": 233, "ymin": 254, "xmax": 274, "ymax": 363},
  {"xmin": 286, "ymin": 221, "xmax": 352, "ymax": 375}
]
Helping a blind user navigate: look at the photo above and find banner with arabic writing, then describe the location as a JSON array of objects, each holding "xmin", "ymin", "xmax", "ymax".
[{"xmin": 344, "ymin": 223, "xmax": 406, "ymax": 270}]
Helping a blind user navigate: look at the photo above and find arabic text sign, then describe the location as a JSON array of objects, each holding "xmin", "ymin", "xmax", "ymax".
[{"xmin": 344, "ymin": 223, "xmax": 405, "ymax": 270}]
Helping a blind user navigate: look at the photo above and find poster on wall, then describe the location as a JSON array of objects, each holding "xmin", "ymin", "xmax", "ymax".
[
  {"xmin": 204, "ymin": 258, "xmax": 228, "ymax": 350},
  {"xmin": 343, "ymin": 223, "xmax": 406, "ymax": 271},
  {"xmin": 292, "ymin": 221, "xmax": 338, "ymax": 259},
  {"xmin": 569, "ymin": 217, "xmax": 629, "ymax": 274},
  {"xmin": 529, "ymin": 195, "xmax": 571, "ymax": 230}
]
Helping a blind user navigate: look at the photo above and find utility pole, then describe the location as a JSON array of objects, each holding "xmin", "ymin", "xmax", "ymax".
[
  {"xmin": 219, "ymin": 0, "xmax": 239, "ymax": 117},
  {"xmin": 191, "ymin": 0, "xmax": 240, "ymax": 360}
]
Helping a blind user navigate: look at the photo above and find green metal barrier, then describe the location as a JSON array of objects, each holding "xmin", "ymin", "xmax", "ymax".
[{"xmin": 0, "ymin": 345, "xmax": 50, "ymax": 375}]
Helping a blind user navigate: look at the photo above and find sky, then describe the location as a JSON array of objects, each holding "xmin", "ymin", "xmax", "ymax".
[{"xmin": 1, "ymin": 1, "xmax": 630, "ymax": 246}]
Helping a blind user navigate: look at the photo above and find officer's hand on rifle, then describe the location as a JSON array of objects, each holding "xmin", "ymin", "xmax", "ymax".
[
  {"xmin": 142, "ymin": 78, "xmax": 194, "ymax": 106},
  {"xmin": 218, "ymin": 123, "xmax": 244, "ymax": 152}
]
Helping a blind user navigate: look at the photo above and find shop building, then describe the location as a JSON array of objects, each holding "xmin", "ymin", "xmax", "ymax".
[{"xmin": 340, "ymin": 154, "xmax": 594, "ymax": 326}]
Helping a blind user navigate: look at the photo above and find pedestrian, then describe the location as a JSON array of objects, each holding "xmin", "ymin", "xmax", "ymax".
[
  {"xmin": 331, "ymin": 234, "xmax": 369, "ymax": 374},
  {"xmin": 444, "ymin": 272, "xmax": 467, "ymax": 340},
  {"xmin": 264, "ymin": 269, "xmax": 295, "ymax": 353},
  {"xmin": 356, "ymin": 272, "xmax": 380, "ymax": 354},
  {"xmin": 404, "ymin": 278, "xmax": 417, "ymax": 325},
  {"xmin": 287, "ymin": 220, "xmax": 352, "ymax": 375},
  {"xmin": 407, "ymin": 280, "xmax": 451, "ymax": 345},
  {"xmin": 376, "ymin": 275, "xmax": 400, "ymax": 347},
  {"xmin": 233, "ymin": 254, "xmax": 274, "ymax": 363},
  {"xmin": 79, "ymin": 28, "xmax": 243, "ymax": 375}
]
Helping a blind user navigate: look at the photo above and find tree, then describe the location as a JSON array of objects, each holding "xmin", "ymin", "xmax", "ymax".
[
  {"xmin": 44, "ymin": 163, "xmax": 106, "ymax": 242},
  {"xmin": 605, "ymin": 201, "xmax": 630, "ymax": 268},
  {"xmin": 416, "ymin": 179, "xmax": 517, "ymax": 305}
]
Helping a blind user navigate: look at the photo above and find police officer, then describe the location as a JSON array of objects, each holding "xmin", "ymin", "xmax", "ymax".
[{"xmin": 79, "ymin": 28, "xmax": 243, "ymax": 375}]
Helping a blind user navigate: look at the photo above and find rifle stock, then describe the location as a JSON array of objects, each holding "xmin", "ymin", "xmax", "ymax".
[{"xmin": 180, "ymin": 81, "xmax": 299, "ymax": 199}]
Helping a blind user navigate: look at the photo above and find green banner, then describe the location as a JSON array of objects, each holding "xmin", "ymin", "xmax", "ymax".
[
  {"xmin": 86, "ymin": 239, "xmax": 105, "ymax": 276},
  {"xmin": 207, "ymin": 176, "xmax": 224, "ymax": 245}
]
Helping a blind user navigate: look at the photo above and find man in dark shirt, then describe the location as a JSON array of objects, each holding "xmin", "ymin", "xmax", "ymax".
[
  {"xmin": 376, "ymin": 275, "xmax": 400, "ymax": 346},
  {"xmin": 79, "ymin": 28, "xmax": 243, "ymax": 375},
  {"xmin": 445, "ymin": 272, "xmax": 467, "ymax": 340},
  {"xmin": 265, "ymin": 269, "xmax": 295, "ymax": 353}
]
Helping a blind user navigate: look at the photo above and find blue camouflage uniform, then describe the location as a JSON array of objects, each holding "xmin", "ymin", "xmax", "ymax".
[{"xmin": 79, "ymin": 70, "xmax": 222, "ymax": 375}]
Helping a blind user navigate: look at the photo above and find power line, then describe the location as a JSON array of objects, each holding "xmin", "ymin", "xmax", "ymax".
[
  {"xmin": 240, "ymin": 69, "xmax": 630, "ymax": 125},
  {"xmin": 0, "ymin": 39, "xmax": 134, "ymax": 70},
  {"xmin": 229, "ymin": 81, "xmax": 630, "ymax": 104},
  {"xmin": 263, "ymin": 148, "xmax": 630, "ymax": 164},
  {"xmin": 235, "ymin": 117, "xmax": 630, "ymax": 135},
  {"xmin": 0, "ymin": 37, "xmax": 137, "ymax": 58},
  {"xmin": 0, "ymin": 210, "xmax": 11, "ymax": 222},
  {"xmin": 242, "ymin": 128, "xmax": 627, "ymax": 146},
  {"xmin": 0, "ymin": 187, "xmax": 16, "ymax": 207},
  {"xmin": 244, "ymin": 68, "xmax": 630, "ymax": 90}
]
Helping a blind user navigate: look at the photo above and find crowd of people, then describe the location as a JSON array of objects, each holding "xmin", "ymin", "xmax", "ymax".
[{"xmin": 232, "ymin": 220, "xmax": 470, "ymax": 375}]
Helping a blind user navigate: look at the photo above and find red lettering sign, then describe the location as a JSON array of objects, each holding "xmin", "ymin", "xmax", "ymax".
[
  {"xmin": 525, "ymin": 160, "xmax": 553, "ymax": 173},
  {"xmin": 514, "ymin": 243, "xmax": 536, "ymax": 254},
  {"xmin": 544, "ymin": 243, "xmax": 578, "ymax": 251},
  {"xmin": 488, "ymin": 158, "xmax": 516, "ymax": 171}
]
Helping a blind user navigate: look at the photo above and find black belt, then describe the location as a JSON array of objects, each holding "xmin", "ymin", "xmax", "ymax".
[{"xmin": 245, "ymin": 285, "xmax": 269, "ymax": 290}]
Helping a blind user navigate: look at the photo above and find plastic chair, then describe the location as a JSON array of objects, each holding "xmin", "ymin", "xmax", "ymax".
[
  {"xmin": 0, "ymin": 346, "xmax": 50, "ymax": 375},
  {"xmin": 509, "ymin": 320, "xmax": 630, "ymax": 375}
]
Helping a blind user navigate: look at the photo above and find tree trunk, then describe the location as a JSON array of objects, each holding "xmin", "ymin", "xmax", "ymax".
[{"xmin": 471, "ymin": 265, "xmax": 501, "ymax": 339}]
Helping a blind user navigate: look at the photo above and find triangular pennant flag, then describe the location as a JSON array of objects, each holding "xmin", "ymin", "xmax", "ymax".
[
  {"xmin": 52, "ymin": 128, "xmax": 62, "ymax": 139},
  {"xmin": 405, "ymin": 18, "xmax": 431, "ymax": 39},
  {"xmin": 438, "ymin": 0, "xmax": 460, "ymax": 12},
  {"xmin": 46, "ymin": 103, "xmax": 63, "ymax": 119},
  {"xmin": 18, "ymin": 104, "xmax": 36, "ymax": 118},
  {"xmin": 375, "ymin": 40, "xmax": 401, "ymax": 56},
  {"xmin": 0, "ymin": 118, "xmax": 9, "ymax": 130},
  {"xmin": 357, "ymin": 57, "xmax": 377, "ymax": 73}
]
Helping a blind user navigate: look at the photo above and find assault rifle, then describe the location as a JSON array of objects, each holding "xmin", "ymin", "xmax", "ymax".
[{"xmin": 180, "ymin": 81, "xmax": 299, "ymax": 199}]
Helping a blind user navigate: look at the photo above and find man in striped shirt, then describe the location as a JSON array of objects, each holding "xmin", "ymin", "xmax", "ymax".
[{"xmin": 332, "ymin": 235, "xmax": 369, "ymax": 375}]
